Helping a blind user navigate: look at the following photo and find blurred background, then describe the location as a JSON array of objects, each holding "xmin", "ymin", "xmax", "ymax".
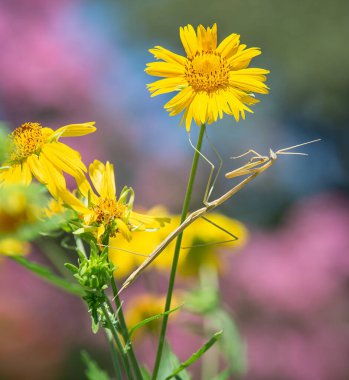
[{"xmin": 0, "ymin": 0, "xmax": 348, "ymax": 379}]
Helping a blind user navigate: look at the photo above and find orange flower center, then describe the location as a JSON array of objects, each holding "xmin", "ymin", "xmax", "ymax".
[
  {"xmin": 185, "ymin": 51, "xmax": 230, "ymax": 93},
  {"xmin": 10, "ymin": 122, "xmax": 45, "ymax": 162},
  {"xmin": 93, "ymin": 197, "xmax": 127, "ymax": 225}
]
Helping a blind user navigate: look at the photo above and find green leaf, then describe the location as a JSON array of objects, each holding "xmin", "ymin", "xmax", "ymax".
[
  {"xmin": 128, "ymin": 304, "xmax": 182, "ymax": 339},
  {"xmin": 81, "ymin": 351, "xmax": 110, "ymax": 380},
  {"xmin": 64, "ymin": 263, "xmax": 79, "ymax": 274},
  {"xmin": 141, "ymin": 366, "xmax": 152, "ymax": 380},
  {"xmin": 184, "ymin": 286, "xmax": 219, "ymax": 314},
  {"xmin": 165, "ymin": 331, "xmax": 223, "ymax": 380},
  {"xmin": 158, "ymin": 344, "xmax": 191, "ymax": 380},
  {"xmin": 11, "ymin": 256, "xmax": 84, "ymax": 296},
  {"xmin": 209, "ymin": 310, "xmax": 247, "ymax": 375}
]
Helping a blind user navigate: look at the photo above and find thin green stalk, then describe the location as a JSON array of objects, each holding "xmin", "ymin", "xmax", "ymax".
[
  {"xmin": 101, "ymin": 303, "xmax": 134, "ymax": 380},
  {"xmin": 106, "ymin": 330, "xmax": 123, "ymax": 380},
  {"xmin": 111, "ymin": 278, "xmax": 144, "ymax": 380},
  {"xmin": 200, "ymin": 266, "xmax": 219, "ymax": 380},
  {"xmin": 152, "ymin": 124, "xmax": 206, "ymax": 379}
]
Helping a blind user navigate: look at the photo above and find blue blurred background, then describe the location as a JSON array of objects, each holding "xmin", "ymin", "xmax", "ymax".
[{"xmin": 0, "ymin": 0, "xmax": 348, "ymax": 379}]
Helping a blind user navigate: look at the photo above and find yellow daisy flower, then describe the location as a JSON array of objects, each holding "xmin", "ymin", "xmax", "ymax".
[
  {"xmin": 60, "ymin": 160, "xmax": 169, "ymax": 243},
  {"xmin": 109, "ymin": 210, "xmax": 248, "ymax": 277},
  {"xmin": 0, "ymin": 121, "xmax": 96, "ymax": 195},
  {"xmin": 0, "ymin": 238, "xmax": 30, "ymax": 256},
  {"xmin": 146, "ymin": 23, "xmax": 269, "ymax": 131},
  {"xmin": 125, "ymin": 292, "xmax": 180, "ymax": 339},
  {"xmin": 0, "ymin": 184, "xmax": 52, "ymax": 256}
]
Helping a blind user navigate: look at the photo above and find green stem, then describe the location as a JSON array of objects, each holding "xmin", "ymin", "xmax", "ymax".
[
  {"xmin": 200, "ymin": 266, "xmax": 219, "ymax": 380},
  {"xmin": 101, "ymin": 302, "xmax": 134, "ymax": 380},
  {"xmin": 111, "ymin": 279, "xmax": 144, "ymax": 380},
  {"xmin": 106, "ymin": 330, "xmax": 123, "ymax": 380},
  {"xmin": 152, "ymin": 124, "xmax": 206, "ymax": 379}
]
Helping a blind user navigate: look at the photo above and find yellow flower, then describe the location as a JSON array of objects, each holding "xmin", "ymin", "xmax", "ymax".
[
  {"xmin": 0, "ymin": 121, "xmax": 96, "ymax": 195},
  {"xmin": 0, "ymin": 184, "xmax": 50, "ymax": 256},
  {"xmin": 146, "ymin": 23, "xmax": 269, "ymax": 131},
  {"xmin": 0, "ymin": 238, "xmax": 30, "ymax": 256},
  {"xmin": 109, "ymin": 210, "xmax": 248, "ymax": 277},
  {"xmin": 125, "ymin": 293, "xmax": 180, "ymax": 338},
  {"xmin": 60, "ymin": 160, "xmax": 169, "ymax": 243},
  {"xmin": 177, "ymin": 213, "xmax": 248, "ymax": 276},
  {"xmin": 0, "ymin": 185, "xmax": 41, "ymax": 236}
]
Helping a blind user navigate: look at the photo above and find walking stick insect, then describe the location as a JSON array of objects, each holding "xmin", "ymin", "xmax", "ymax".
[{"xmin": 117, "ymin": 139, "xmax": 320, "ymax": 295}]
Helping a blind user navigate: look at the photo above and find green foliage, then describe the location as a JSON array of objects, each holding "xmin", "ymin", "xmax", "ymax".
[
  {"xmin": 65, "ymin": 242, "xmax": 116, "ymax": 333},
  {"xmin": 211, "ymin": 370, "xmax": 230, "ymax": 380},
  {"xmin": 184, "ymin": 282, "xmax": 247, "ymax": 376},
  {"xmin": 157, "ymin": 344, "xmax": 191, "ymax": 380},
  {"xmin": 209, "ymin": 310, "xmax": 247, "ymax": 375},
  {"xmin": 184, "ymin": 285, "xmax": 219, "ymax": 314},
  {"xmin": 128, "ymin": 304, "xmax": 182, "ymax": 339},
  {"xmin": 11, "ymin": 256, "xmax": 84, "ymax": 296},
  {"xmin": 164, "ymin": 331, "xmax": 223, "ymax": 380},
  {"xmin": 141, "ymin": 367, "xmax": 152, "ymax": 380},
  {"xmin": 65, "ymin": 242, "xmax": 115, "ymax": 292},
  {"xmin": 0, "ymin": 183, "xmax": 61, "ymax": 241},
  {"xmin": 0, "ymin": 123, "xmax": 9, "ymax": 164},
  {"xmin": 81, "ymin": 351, "xmax": 110, "ymax": 380}
]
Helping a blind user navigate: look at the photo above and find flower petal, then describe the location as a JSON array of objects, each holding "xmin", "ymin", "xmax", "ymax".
[
  {"xmin": 100, "ymin": 161, "xmax": 116, "ymax": 199},
  {"xmin": 179, "ymin": 24, "xmax": 198, "ymax": 58},
  {"xmin": 145, "ymin": 62, "xmax": 185, "ymax": 78},
  {"xmin": 51, "ymin": 122, "xmax": 96, "ymax": 139},
  {"xmin": 147, "ymin": 77, "xmax": 187, "ymax": 96},
  {"xmin": 216, "ymin": 33, "xmax": 240, "ymax": 59},
  {"xmin": 148, "ymin": 46, "xmax": 186, "ymax": 65}
]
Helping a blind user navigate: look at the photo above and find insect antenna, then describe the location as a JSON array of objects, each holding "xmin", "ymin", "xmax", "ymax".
[{"xmin": 275, "ymin": 139, "xmax": 321, "ymax": 155}]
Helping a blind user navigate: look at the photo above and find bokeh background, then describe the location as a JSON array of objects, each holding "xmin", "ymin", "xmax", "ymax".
[{"xmin": 1, "ymin": 0, "xmax": 348, "ymax": 379}]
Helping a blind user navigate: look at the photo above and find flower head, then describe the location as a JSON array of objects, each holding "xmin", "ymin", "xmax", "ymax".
[
  {"xmin": 0, "ymin": 121, "xmax": 96, "ymax": 195},
  {"xmin": 0, "ymin": 238, "xmax": 30, "ymax": 256},
  {"xmin": 60, "ymin": 160, "xmax": 169, "ymax": 243},
  {"xmin": 109, "ymin": 210, "xmax": 248, "ymax": 277},
  {"xmin": 126, "ymin": 292, "xmax": 180, "ymax": 338},
  {"xmin": 146, "ymin": 24, "xmax": 269, "ymax": 131},
  {"xmin": 0, "ymin": 184, "xmax": 57, "ymax": 256}
]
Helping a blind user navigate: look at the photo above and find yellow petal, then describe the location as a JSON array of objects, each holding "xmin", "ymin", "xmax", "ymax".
[
  {"xmin": 179, "ymin": 24, "xmax": 198, "ymax": 58},
  {"xmin": 148, "ymin": 46, "xmax": 186, "ymax": 65},
  {"xmin": 97, "ymin": 224, "xmax": 105, "ymax": 243},
  {"xmin": 51, "ymin": 122, "xmax": 96, "ymax": 139},
  {"xmin": 38, "ymin": 153, "xmax": 66, "ymax": 195},
  {"xmin": 89, "ymin": 160, "xmax": 106, "ymax": 195},
  {"xmin": 145, "ymin": 62, "xmax": 185, "ymax": 77},
  {"xmin": 20, "ymin": 162, "xmax": 33, "ymax": 185},
  {"xmin": 197, "ymin": 23, "xmax": 217, "ymax": 51},
  {"xmin": 41, "ymin": 142, "xmax": 86, "ymax": 179},
  {"xmin": 117, "ymin": 219, "xmax": 132, "ymax": 241},
  {"xmin": 76, "ymin": 175, "xmax": 98, "ymax": 204},
  {"xmin": 100, "ymin": 161, "xmax": 116, "ymax": 199},
  {"xmin": 216, "ymin": 33, "xmax": 240, "ymax": 59},
  {"xmin": 147, "ymin": 77, "xmax": 188, "ymax": 97},
  {"xmin": 27, "ymin": 155, "xmax": 48, "ymax": 185},
  {"xmin": 0, "ymin": 164, "xmax": 25, "ymax": 185},
  {"xmin": 59, "ymin": 189, "xmax": 89, "ymax": 214}
]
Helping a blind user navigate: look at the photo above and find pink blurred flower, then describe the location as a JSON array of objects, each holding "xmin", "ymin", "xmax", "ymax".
[
  {"xmin": 222, "ymin": 192, "xmax": 349, "ymax": 380},
  {"xmin": 228, "ymin": 192, "xmax": 349, "ymax": 315},
  {"xmin": 0, "ymin": 0, "xmax": 104, "ymax": 118}
]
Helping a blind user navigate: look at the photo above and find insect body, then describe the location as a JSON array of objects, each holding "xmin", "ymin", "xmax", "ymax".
[{"xmin": 225, "ymin": 140, "xmax": 320, "ymax": 179}]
